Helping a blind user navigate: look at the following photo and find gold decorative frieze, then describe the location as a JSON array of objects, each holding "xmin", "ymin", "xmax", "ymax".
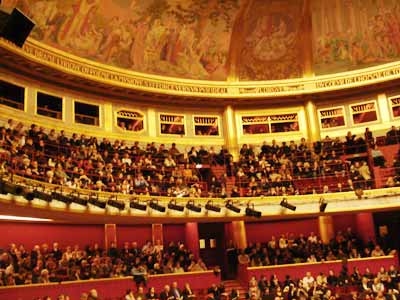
[
  {"xmin": 318, "ymin": 106, "xmax": 346, "ymax": 129},
  {"xmin": 193, "ymin": 116, "xmax": 220, "ymax": 136},
  {"xmin": 351, "ymin": 102, "xmax": 376, "ymax": 113},
  {"xmin": 160, "ymin": 114, "xmax": 184, "ymax": 124},
  {"xmin": 390, "ymin": 97, "xmax": 400, "ymax": 106},
  {"xmin": 194, "ymin": 116, "xmax": 218, "ymax": 125},
  {"xmin": 242, "ymin": 116, "xmax": 269, "ymax": 124},
  {"xmin": 159, "ymin": 113, "xmax": 185, "ymax": 135},
  {"xmin": 319, "ymin": 107, "xmax": 344, "ymax": 117},
  {"xmin": 117, "ymin": 111, "xmax": 143, "ymax": 119},
  {"xmin": 2, "ymin": 38, "xmax": 400, "ymax": 98},
  {"xmin": 350, "ymin": 101, "xmax": 378, "ymax": 125},
  {"xmin": 269, "ymin": 113, "xmax": 298, "ymax": 122},
  {"xmin": 389, "ymin": 96, "xmax": 400, "ymax": 119},
  {"xmin": 116, "ymin": 110, "xmax": 144, "ymax": 132},
  {"xmin": 241, "ymin": 113, "xmax": 300, "ymax": 135}
]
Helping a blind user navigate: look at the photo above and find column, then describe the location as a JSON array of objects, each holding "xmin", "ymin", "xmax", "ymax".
[
  {"xmin": 185, "ymin": 222, "xmax": 200, "ymax": 259},
  {"xmin": 318, "ymin": 216, "xmax": 334, "ymax": 244},
  {"xmin": 231, "ymin": 221, "xmax": 247, "ymax": 249},
  {"xmin": 103, "ymin": 103, "xmax": 113, "ymax": 132},
  {"xmin": 223, "ymin": 105, "xmax": 239, "ymax": 161},
  {"xmin": 104, "ymin": 224, "xmax": 117, "ymax": 250},
  {"xmin": 305, "ymin": 100, "xmax": 321, "ymax": 142},
  {"xmin": 147, "ymin": 108, "xmax": 157, "ymax": 138},
  {"xmin": 355, "ymin": 212, "xmax": 376, "ymax": 243},
  {"xmin": 152, "ymin": 224, "xmax": 163, "ymax": 245},
  {"xmin": 25, "ymin": 86, "xmax": 36, "ymax": 116},
  {"xmin": 377, "ymin": 93, "xmax": 391, "ymax": 124},
  {"xmin": 64, "ymin": 96, "xmax": 74, "ymax": 126}
]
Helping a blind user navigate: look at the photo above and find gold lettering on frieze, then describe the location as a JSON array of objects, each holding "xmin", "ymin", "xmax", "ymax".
[
  {"xmin": 351, "ymin": 102, "xmax": 375, "ymax": 113},
  {"xmin": 23, "ymin": 44, "xmax": 229, "ymax": 95},
  {"xmin": 320, "ymin": 108, "xmax": 343, "ymax": 118},
  {"xmin": 239, "ymin": 85, "xmax": 304, "ymax": 95},
  {"xmin": 19, "ymin": 42, "xmax": 400, "ymax": 96},
  {"xmin": 316, "ymin": 67, "xmax": 400, "ymax": 89}
]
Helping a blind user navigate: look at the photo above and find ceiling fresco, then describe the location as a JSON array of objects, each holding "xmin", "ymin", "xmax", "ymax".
[
  {"xmin": 1, "ymin": 0, "xmax": 241, "ymax": 80},
  {"xmin": 237, "ymin": 0, "xmax": 305, "ymax": 80},
  {"xmin": 312, "ymin": 0, "xmax": 400, "ymax": 75},
  {"xmin": 1, "ymin": 0, "xmax": 400, "ymax": 81}
]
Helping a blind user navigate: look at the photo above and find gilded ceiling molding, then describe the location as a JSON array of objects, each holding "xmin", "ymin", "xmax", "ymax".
[
  {"xmin": 300, "ymin": 0, "xmax": 314, "ymax": 77},
  {"xmin": 226, "ymin": 0, "xmax": 253, "ymax": 82},
  {"xmin": 1, "ymin": 38, "xmax": 400, "ymax": 99}
]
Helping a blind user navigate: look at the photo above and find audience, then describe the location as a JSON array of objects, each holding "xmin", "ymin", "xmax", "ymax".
[
  {"xmin": 243, "ymin": 265, "xmax": 400, "ymax": 300},
  {"xmin": 229, "ymin": 228, "xmax": 392, "ymax": 268},
  {"xmin": 1, "ymin": 120, "xmax": 400, "ymax": 199},
  {"xmin": 0, "ymin": 120, "xmax": 232, "ymax": 198},
  {"xmin": 0, "ymin": 240, "xmax": 206, "ymax": 287},
  {"xmin": 22, "ymin": 263, "xmax": 400, "ymax": 300}
]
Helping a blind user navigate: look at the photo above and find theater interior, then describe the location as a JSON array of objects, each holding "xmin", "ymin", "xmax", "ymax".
[{"xmin": 0, "ymin": 1, "xmax": 400, "ymax": 300}]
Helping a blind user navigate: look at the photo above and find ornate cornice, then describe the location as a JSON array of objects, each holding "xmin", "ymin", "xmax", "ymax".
[{"xmin": 2, "ymin": 38, "xmax": 400, "ymax": 99}]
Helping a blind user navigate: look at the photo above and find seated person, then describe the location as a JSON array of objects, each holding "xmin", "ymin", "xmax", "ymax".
[
  {"xmin": 386, "ymin": 126, "xmax": 399, "ymax": 145},
  {"xmin": 371, "ymin": 145, "xmax": 385, "ymax": 167}
]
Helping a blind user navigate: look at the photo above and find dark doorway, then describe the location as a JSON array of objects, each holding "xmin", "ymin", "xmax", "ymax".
[
  {"xmin": 198, "ymin": 223, "xmax": 226, "ymax": 277},
  {"xmin": 373, "ymin": 210, "xmax": 400, "ymax": 254}
]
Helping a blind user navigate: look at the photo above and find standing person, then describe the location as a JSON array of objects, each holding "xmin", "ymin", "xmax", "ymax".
[{"xmin": 226, "ymin": 240, "xmax": 238, "ymax": 279}]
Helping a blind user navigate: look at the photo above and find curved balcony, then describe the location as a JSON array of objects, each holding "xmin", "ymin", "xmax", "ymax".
[{"xmin": 1, "ymin": 174, "xmax": 400, "ymax": 224}]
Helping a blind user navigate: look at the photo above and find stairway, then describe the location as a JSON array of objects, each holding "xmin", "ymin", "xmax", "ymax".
[{"xmin": 222, "ymin": 280, "xmax": 247, "ymax": 300}]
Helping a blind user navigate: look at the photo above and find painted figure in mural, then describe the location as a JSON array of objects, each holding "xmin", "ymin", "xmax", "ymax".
[
  {"xmin": 28, "ymin": 1, "xmax": 59, "ymax": 42},
  {"xmin": 313, "ymin": 0, "xmax": 400, "ymax": 74},
  {"xmin": 57, "ymin": 0, "xmax": 100, "ymax": 47},
  {"xmin": 70, "ymin": 7, "xmax": 104, "ymax": 55},
  {"xmin": 386, "ymin": 10, "xmax": 400, "ymax": 55},
  {"xmin": 5, "ymin": 0, "xmax": 240, "ymax": 80},
  {"xmin": 144, "ymin": 19, "xmax": 168, "ymax": 68},
  {"xmin": 257, "ymin": 19, "xmax": 295, "ymax": 62},
  {"xmin": 98, "ymin": 16, "xmax": 124, "ymax": 62},
  {"xmin": 130, "ymin": 17, "xmax": 150, "ymax": 69},
  {"xmin": 0, "ymin": 0, "xmax": 20, "ymax": 10}
]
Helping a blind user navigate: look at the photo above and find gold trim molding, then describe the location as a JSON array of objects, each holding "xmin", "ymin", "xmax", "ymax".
[{"xmin": 2, "ymin": 38, "xmax": 400, "ymax": 98}]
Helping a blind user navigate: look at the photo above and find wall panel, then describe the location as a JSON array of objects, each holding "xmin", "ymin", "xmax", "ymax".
[
  {"xmin": 245, "ymin": 218, "xmax": 319, "ymax": 243},
  {"xmin": 116, "ymin": 224, "xmax": 152, "ymax": 248},
  {"xmin": 0, "ymin": 222, "xmax": 104, "ymax": 250}
]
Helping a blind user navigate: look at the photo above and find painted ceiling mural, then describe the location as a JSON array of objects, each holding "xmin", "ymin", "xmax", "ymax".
[
  {"xmin": 312, "ymin": 0, "xmax": 400, "ymax": 75},
  {"xmin": 1, "ymin": 0, "xmax": 400, "ymax": 80},
  {"xmin": 1, "ymin": 0, "xmax": 241, "ymax": 81},
  {"xmin": 237, "ymin": 0, "xmax": 305, "ymax": 81}
]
